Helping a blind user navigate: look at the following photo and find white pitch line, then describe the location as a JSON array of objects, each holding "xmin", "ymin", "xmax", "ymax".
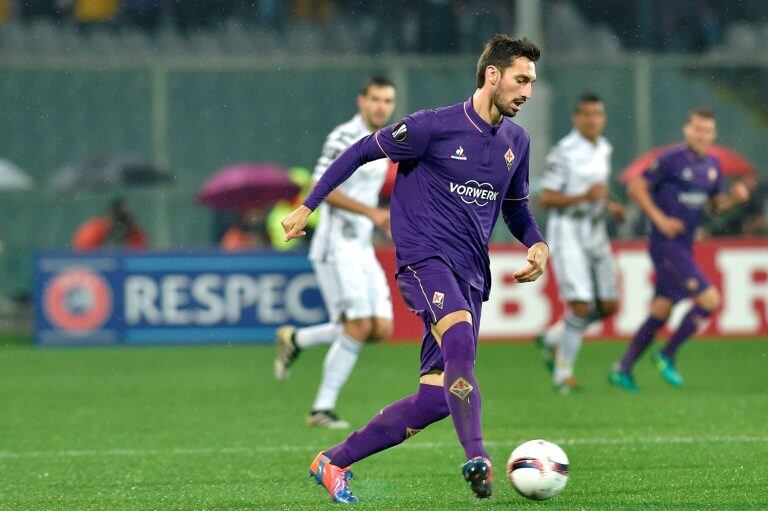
[{"xmin": 0, "ymin": 435, "xmax": 766, "ymax": 461}]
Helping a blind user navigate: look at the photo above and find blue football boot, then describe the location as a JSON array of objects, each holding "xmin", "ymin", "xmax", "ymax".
[
  {"xmin": 461, "ymin": 456, "xmax": 493, "ymax": 499},
  {"xmin": 608, "ymin": 368, "xmax": 639, "ymax": 392},
  {"xmin": 652, "ymin": 350, "xmax": 684, "ymax": 387},
  {"xmin": 309, "ymin": 452, "xmax": 358, "ymax": 504}
]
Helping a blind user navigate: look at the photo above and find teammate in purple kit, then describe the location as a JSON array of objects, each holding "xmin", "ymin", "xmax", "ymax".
[
  {"xmin": 281, "ymin": 35, "xmax": 549, "ymax": 503},
  {"xmin": 610, "ymin": 108, "xmax": 749, "ymax": 392}
]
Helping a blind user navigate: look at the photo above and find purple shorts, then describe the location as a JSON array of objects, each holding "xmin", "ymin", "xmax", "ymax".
[
  {"xmin": 396, "ymin": 257, "xmax": 484, "ymax": 376},
  {"xmin": 650, "ymin": 243, "xmax": 711, "ymax": 303}
]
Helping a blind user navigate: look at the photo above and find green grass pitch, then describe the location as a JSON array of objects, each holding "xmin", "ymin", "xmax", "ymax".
[{"xmin": 1, "ymin": 337, "xmax": 767, "ymax": 510}]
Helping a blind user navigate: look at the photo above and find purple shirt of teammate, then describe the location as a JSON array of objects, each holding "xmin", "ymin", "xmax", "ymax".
[
  {"xmin": 645, "ymin": 143, "xmax": 723, "ymax": 248},
  {"xmin": 613, "ymin": 108, "xmax": 750, "ymax": 388},
  {"xmin": 303, "ymin": 97, "xmax": 543, "ymax": 300}
]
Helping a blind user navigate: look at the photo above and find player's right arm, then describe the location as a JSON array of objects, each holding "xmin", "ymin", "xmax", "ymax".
[
  {"xmin": 627, "ymin": 159, "xmax": 684, "ymax": 238},
  {"xmin": 321, "ymin": 183, "xmax": 391, "ymax": 238},
  {"xmin": 538, "ymin": 150, "xmax": 606, "ymax": 208},
  {"xmin": 282, "ymin": 111, "xmax": 433, "ymax": 241},
  {"xmin": 540, "ymin": 185, "xmax": 606, "ymax": 208}
]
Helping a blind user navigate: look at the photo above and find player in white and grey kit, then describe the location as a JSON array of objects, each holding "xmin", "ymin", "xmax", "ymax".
[
  {"xmin": 274, "ymin": 76, "xmax": 396, "ymax": 428},
  {"xmin": 536, "ymin": 93, "xmax": 625, "ymax": 393}
]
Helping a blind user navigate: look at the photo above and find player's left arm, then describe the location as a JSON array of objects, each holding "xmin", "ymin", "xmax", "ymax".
[
  {"xmin": 711, "ymin": 179, "xmax": 750, "ymax": 213},
  {"xmin": 501, "ymin": 140, "xmax": 549, "ymax": 283}
]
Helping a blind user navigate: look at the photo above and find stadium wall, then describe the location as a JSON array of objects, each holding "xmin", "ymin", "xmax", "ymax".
[
  {"xmin": 34, "ymin": 239, "xmax": 767, "ymax": 345},
  {"xmin": 380, "ymin": 239, "xmax": 768, "ymax": 342},
  {"xmin": 2, "ymin": 55, "xmax": 767, "ymax": 295}
]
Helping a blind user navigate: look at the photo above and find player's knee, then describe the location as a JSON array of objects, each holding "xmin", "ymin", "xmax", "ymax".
[
  {"xmin": 344, "ymin": 318, "xmax": 373, "ymax": 342},
  {"xmin": 597, "ymin": 300, "xmax": 618, "ymax": 318},
  {"xmin": 697, "ymin": 287, "xmax": 720, "ymax": 312},
  {"xmin": 435, "ymin": 310, "xmax": 472, "ymax": 338},
  {"xmin": 650, "ymin": 298, "xmax": 673, "ymax": 321},
  {"xmin": 369, "ymin": 319, "xmax": 393, "ymax": 341},
  {"xmin": 569, "ymin": 301, "xmax": 592, "ymax": 318}
]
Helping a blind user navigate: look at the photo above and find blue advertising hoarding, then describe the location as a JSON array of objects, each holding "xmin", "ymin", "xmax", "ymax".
[{"xmin": 34, "ymin": 251, "xmax": 327, "ymax": 346}]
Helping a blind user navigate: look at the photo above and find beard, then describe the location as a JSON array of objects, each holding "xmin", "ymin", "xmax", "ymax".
[
  {"xmin": 493, "ymin": 89, "xmax": 523, "ymax": 118},
  {"xmin": 493, "ymin": 90, "xmax": 518, "ymax": 118}
]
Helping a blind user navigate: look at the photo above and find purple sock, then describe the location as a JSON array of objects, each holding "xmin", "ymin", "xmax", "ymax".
[
  {"xmin": 442, "ymin": 321, "xmax": 487, "ymax": 461},
  {"xmin": 619, "ymin": 316, "xmax": 666, "ymax": 372},
  {"xmin": 324, "ymin": 384, "xmax": 449, "ymax": 468},
  {"xmin": 662, "ymin": 306, "xmax": 711, "ymax": 359}
]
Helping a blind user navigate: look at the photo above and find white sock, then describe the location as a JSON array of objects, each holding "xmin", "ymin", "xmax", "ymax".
[
  {"xmin": 295, "ymin": 322, "xmax": 342, "ymax": 349},
  {"xmin": 312, "ymin": 333, "xmax": 363, "ymax": 411},
  {"xmin": 554, "ymin": 313, "xmax": 590, "ymax": 384},
  {"xmin": 543, "ymin": 319, "xmax": 564, "ymax": 347}
]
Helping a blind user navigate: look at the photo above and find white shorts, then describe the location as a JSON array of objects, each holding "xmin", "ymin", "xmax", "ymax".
[
  {"xmin": 550, "ymin": 243, "xmax": 618, "ymax": 303},
  {"xmin": 312, "ymin": 251, "xmax": 393, "ymax": 322}
]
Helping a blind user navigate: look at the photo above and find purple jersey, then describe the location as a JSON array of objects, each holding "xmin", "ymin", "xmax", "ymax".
[
  {"xmin": 377, "ymin": 98, "xmax": 536, "ymax": 298},
  {"xmin": 644, "ymin": 144, "xmax": 723, "ymax": 247},
  {"xmin": 304, "ymin": 97, "xmax": 543, "ymax": 300}
]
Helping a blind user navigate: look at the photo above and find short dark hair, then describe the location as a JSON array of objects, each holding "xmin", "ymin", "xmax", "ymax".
[
  {"xmin": 476, "ymin": 35, "xmax": 540, "ymax": 88},
  {"xmin": 360, "ymin": 75, "xmax": 395, "ymax": 96},
  {"xmin": 573, "ymin": 92, "xmax": 603, "ymax": 113},
  {"xmin": 686, "ymin": 107, "xmax": 716, "ymax": 123}
]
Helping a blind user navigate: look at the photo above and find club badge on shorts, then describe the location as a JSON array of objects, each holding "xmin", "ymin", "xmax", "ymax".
[
  {"xmin": 504, "ymin": 148, "xmax": 515, "ymax": 170},
  {"xmin": 432, "ymin": 291, "xmax": 444, "ymax": 309}
]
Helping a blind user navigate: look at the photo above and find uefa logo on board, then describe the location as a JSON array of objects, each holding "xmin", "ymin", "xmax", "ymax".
[{"xmin": 43, "ymin": 268, "xmax": 113, "ymax": 334}]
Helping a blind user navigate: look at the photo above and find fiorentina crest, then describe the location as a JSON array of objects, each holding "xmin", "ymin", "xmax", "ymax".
[
  {"xmin": 504, "ymin": 148, "xmax": 515, "ymax": 170},
  {"xmin": 432, "ymin": 291, "xmax": 445, "ymax": 309},
  {"xmin": 449, "ymin": 377, "xmax": 474, "ymax": 400}
]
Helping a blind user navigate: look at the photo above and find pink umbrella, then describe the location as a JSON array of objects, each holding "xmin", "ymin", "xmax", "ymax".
[
  {"xmin": 620, "ymin": 143, "xmax": 756, "ymax": 184},
  {"xmin": 197, "ymin": 163, "xmax": 300, "ymax": 210}
]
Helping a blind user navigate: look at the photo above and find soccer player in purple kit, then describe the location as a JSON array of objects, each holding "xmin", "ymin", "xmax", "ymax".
[
  {"xmin": 281, "ymin": 35, "xmax": 549, "ymax": 503},
  {"xmin": 609, "ymin": 108, "xmax": 750, "ymax": 392}
]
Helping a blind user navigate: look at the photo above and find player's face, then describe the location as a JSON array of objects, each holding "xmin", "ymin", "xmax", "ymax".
[
  {"xmin": 683, "ymin": 115, "xmax": 717, "ymax": 155},
  {"xmin": 491, "ymin": 57, "xmax": 536, "ymax": 117},
  {"xmin": 358, "ymin": 85, "xmax": 396, "ymax": 130},
  {"xmin": 573, "ymin": 101, "xmax": 606, "ymax": 142}
]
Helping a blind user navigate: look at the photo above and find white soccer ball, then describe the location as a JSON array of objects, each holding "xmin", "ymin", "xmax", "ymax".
[{"xmin": 506, "ymin": 439, "xmax": 569, "ymax": 500}]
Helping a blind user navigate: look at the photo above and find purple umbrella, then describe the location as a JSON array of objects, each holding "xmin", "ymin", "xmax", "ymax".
[{"xmin": 197, "ymin": 163, "xmax": 300, "ymax": 210}]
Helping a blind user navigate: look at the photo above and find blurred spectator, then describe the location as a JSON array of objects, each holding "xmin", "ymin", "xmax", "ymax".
[
  {"xmin": 265, "ymin": 167, "xmax": 318, "ymax": 251},
  {"xmin": 257, "ymin": 0, "xmax": 284, "ymax": 31},
  {"xmin": 0, "ymin": 0, "xmax": 10, "ymax": 21},
  {"xmin": 417, "ymin": 0, "xmax": 457, "ymax": 53},
  {"xmin": 294, "ymin": 0, "xmax": 334, "ymax": 23},
  {"xmin": 73, "ymin": 0, "xmax": 118, "ymax": 24},
  {"xmin": 18, "ymin": 0, "xmax": 65, "ymax": 22},
  {"xmin": 220, "ymin": 208, "xmax": 270, "ymax": 251},
  {"xmin": 698, "ymin": 3, "xmax": 722, "ymax": 51},
  {"xmin": 72, "ymin": 198, "xmax": 148, "ymax": 251},
  {"xmin": 171, "ymin": 0, "xmax": 230, "ymax": 34},
  {"xmin": 2, "ymin": 0, "xmax": 765, "ymax": 56},
  {"xmin": 123, "ymin": 0, "xmax": 167, "ymax": 35}
]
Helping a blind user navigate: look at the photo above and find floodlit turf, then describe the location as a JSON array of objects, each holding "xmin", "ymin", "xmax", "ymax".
[{"xmin": 1, "ymin": 338, "xmax": 767, "ymax": 510}]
